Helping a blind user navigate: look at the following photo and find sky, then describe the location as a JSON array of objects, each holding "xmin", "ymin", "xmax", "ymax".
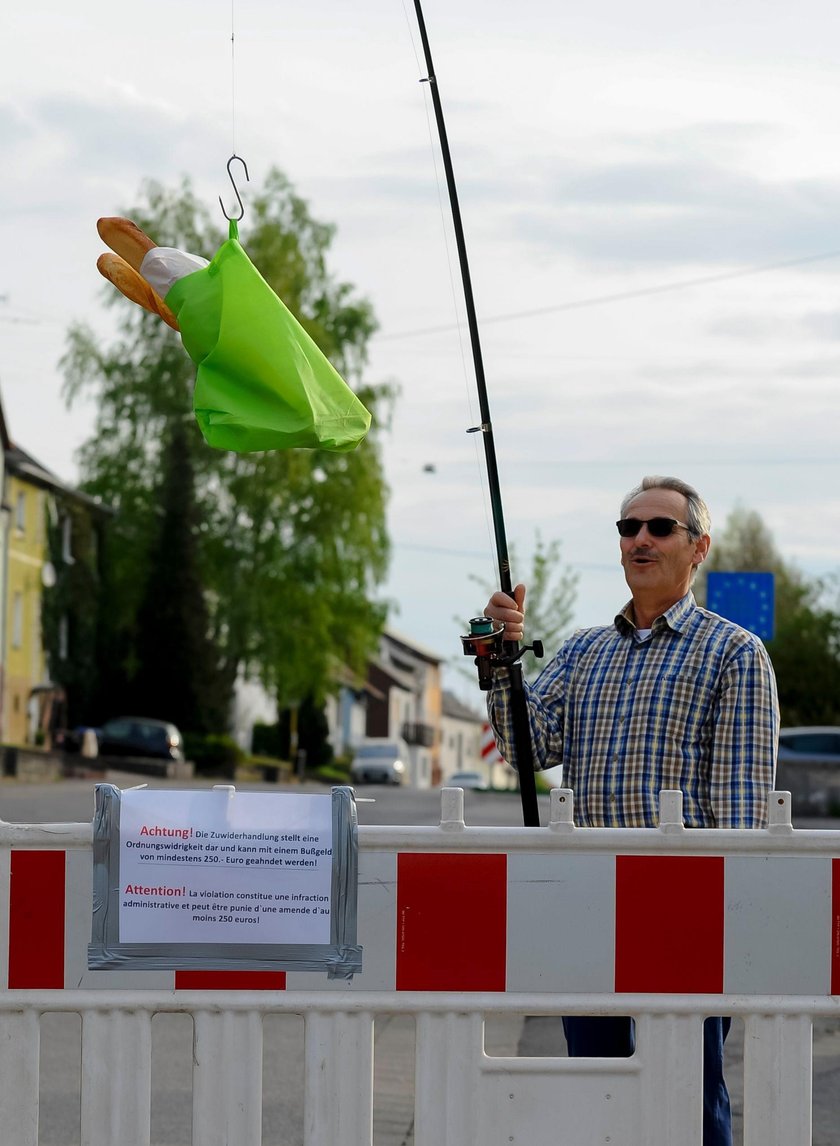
[{"xmin": 3, "ymin": 0, "xmax": 840, "ymax": 707}]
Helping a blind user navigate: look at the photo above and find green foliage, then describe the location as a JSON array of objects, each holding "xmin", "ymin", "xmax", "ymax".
[
  {"xmin": 309, "ymin": 758, "xmax": 352, "ymax": 785},
  {"xmin": 468, "ymin": 533, "xmax": 579, "ymax": 679},
  {"xmin": 275, "ymin": 696, "xmax": 335, "ymax": 769},
  {"xmin": 183, "ymin": 732, "xmax": 245, "ymax": 776},
  {"xmin": 41, "ymin": 500, "xmax": 106, "ymax": 726},
  {"xmin": 246, "ymin": 753, "xmax": 292, "ymax": 777},
  {"xmin": 765, "ymin": 576, "xmax": 840, "ymax": 726},
  {"xmin": 251, "ymin": 722, "xmax": 286, "ymax": 760},
  {"xmin": 131, "ymin": 420, "xmax": 230, "ymax": 734},
  {"xmin": 698, "ymin": 503, "xmax": 840, "ymax": 726},
  {"xmin": 62, "ymin": 170, "xmax": 392, "ymax": 717},
  {"xmin": 697, "ymin": 503, "xmax": 804, "ymax": 613}
]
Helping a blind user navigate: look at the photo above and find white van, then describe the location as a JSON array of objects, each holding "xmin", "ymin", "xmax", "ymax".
[{"xmin": 350, "ymin": 738, "xmax": 410, "ymax": 785}]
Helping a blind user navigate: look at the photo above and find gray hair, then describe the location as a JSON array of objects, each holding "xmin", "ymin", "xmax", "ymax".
[{"xmin": 620, "ymin": 475, "xmax": 711, "ymax": 539}]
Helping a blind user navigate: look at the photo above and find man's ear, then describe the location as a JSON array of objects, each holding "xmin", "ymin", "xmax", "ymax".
[{"xmin": 693, "ymin": 534, "xmax": 711, "ymax": 566}]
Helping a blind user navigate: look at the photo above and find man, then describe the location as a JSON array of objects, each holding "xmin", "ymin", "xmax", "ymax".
[{"xmin": 484, "ymin": 475, "xmax": 778, "ymax": 1146}]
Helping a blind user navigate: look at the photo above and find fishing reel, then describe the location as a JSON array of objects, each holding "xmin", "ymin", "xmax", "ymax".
[{"xmin": 460, "ymin": 616, "xmax": 544, "ymax": 691}]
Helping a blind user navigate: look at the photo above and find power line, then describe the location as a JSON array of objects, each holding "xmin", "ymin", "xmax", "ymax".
[
  {"xmin": 517, "ymin": 456, "xmax": 840, "ymax": 469},
  {"xmin": 375, "ymin": 249, "xmax": 840, "ymax": 342},
  {"xmin": 389, "ymin": 456, "xmax": 840, "ymax": 472},
  {"xmin": 393, "ymin": 540, "xmax": 614, "ymax": 570}
]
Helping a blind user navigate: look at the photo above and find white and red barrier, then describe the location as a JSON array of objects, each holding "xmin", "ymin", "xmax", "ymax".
[
  {"xmin": 4, "ymin": 789, "xmax": 839, "ymax": 995},
  {"xmin": 481, "ymin": 721, "xmax": 504, "ymax": 767},
  {"xmin": 1, "ymin": 787, "xmax": 838, "ymax": 1146}
]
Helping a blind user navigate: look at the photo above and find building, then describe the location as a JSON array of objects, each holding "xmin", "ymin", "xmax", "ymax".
[
  {"xmin": 230, "ymin": 672, "xmax": 279, "ymax": 753},
  {"xmin": 323, "ymin": 665, "xmax": 383, "ymax": 760},
  {"xmin": 439, "ymin": 690, "xmax": 519, "ymax": 790},
  {"xmin": 364, "ymin": 628, "xmax": 442, "ymax": 787},
  {"xmin": 0, "ymin": 403, "xmax": 9, "ymax": 740},
  {"xmin": 439, "ymin": 690, "xmax": 485, "ymax": 781},
  {"xmin": 2, "ymin": 444, "xmax": 108, "ymax": 746}
]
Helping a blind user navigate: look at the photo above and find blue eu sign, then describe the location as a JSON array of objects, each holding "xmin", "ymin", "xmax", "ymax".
[{"xmin": 706, "ymin": 572, "xmax": 775, "ymax": 640}]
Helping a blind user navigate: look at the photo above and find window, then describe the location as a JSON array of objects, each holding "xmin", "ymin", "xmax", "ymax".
[
  {"xmin": 11, "ymin": 593, "xmax": 23, "ymax": 648},
  {"xmin": 15, "ymin": 492, "xmax": 25, "ymax": 532},
  {"xmin": 61, "ymin": 515, "xmax": 74, "ymax": 564},
  {"xmin": 780, "ymin": 732, "xmax": 840, "ymax": 756}
]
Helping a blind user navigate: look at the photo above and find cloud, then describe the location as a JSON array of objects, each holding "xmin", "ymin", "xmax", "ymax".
[
  {"xmin": 709, "ymin": 309, "xmax": 840, "ymax": 343},
  {"xmin": 800, "ymin": 310, "xmax": 840, "ymax": 340},
  {"xmin": 0, "ymin": 90, "xmax": 220, "ymax": 214},
  {"xmin": 708, "ymin": 314, "xmax": 800, "ymax": 340},
  {"xmin": 500, "ymin": 122, "xmax": 840, "ymax": 267},
  {"xmin": 0, "ymin": 103, "xmax": 33, "ymax": 148}
]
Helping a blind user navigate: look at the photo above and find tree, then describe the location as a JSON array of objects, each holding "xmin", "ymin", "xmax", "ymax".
[
  {"xmin": 131, "ymin": 419, "xmax": 229, "ymax": 733},
  {"xmin": 697, "ymin": 504, "xmax": 802, "ymax": 609},
  {"xmin": 698, "ymin": 504, "xmax": 840, "ymax": 726},
  {"xmin": 467, "ymin": 533, "xmax": 579, "ymax": 680},
  {"xmin": 766, "ymin": 577, "xmax": 840, "ymax": 726},
  {"xmin": 62, "ymin": 170, "xmax": 392, "ymax": 721}
]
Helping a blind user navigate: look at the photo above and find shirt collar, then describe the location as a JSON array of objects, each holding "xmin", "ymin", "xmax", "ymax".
[{"xmin": 614, "ymin": 591, "xmax": 697, "ymax": 637}]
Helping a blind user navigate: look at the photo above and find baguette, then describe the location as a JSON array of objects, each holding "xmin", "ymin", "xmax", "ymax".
[
  {"xmin": 97, "ymin": 217, "xmax": 158, "ymax": 273},
  {"xmin": 96, "ymin": 252, "xmax": 180, "ymax": 331}
]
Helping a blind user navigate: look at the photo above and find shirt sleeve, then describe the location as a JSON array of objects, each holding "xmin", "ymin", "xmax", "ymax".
[
  {"xmin": 709, "ymin": 638, "xmax": 779, "ymax": 828},
  {"xmin": 486, "ymin": 647, "xmax": 569, "ymax": 772}
]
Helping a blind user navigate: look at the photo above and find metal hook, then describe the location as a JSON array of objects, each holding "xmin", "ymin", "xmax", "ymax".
[{"xmin": 219, "ymin": 154, "xmax": 250, "ymax": 221}]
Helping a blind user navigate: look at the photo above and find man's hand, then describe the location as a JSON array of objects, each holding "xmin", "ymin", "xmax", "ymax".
[{"xmin": 484, "ymin": 583, "xmax": 527, "ymax": 642}]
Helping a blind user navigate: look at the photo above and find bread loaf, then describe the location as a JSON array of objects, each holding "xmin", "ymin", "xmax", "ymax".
[
  {"xmin": 97, "ymin": 217, "xmax": 158, "ymax": 273},
  {"xmin": 96, "ymin": 252, "xmax": 180, "ymax": 331}
]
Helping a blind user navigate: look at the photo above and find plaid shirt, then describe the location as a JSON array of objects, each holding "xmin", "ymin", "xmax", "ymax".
[{"xmin": 488, "ymin": 593, "xmax": 779, "ymax": 828}]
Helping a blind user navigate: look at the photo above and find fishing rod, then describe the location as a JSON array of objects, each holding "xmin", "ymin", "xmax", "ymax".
[{"xmin": 411, "ymin": 0, "xmax": 543, "ymax": 827}]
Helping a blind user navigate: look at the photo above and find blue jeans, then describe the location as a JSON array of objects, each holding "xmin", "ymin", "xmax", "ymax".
[{"xmin": 562, "ymin": 1016, "xmax": 732, "ymax": 1146}]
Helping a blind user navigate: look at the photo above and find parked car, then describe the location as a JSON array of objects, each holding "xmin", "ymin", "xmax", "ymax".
[
  {"xmin": 350, "ymin": 739, "xmax": 408, "ymax": 785},
  {"xmin": 446, "ymin": 771, "xmax": 490, "ymax": 791},
  {"xmin": 778, "ymin": 727, "xmax": 840, "ymax": 759},
  {"xmin": 97, "ymin": 717, "xmax": 185, "ymax": 762},
  {"xmin": 776, "ymin": 726, "xmax": 840, "ymax": 815}
]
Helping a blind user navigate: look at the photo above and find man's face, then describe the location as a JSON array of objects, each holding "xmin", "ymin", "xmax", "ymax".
[{"xmin": 619, "ymin": 488, "xmax": 710, "ymax": 602}]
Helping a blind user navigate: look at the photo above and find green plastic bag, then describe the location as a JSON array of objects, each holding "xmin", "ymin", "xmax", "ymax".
[{"xmin": 165, "ymin": 221, "xmax": 371, "ymax": 453}]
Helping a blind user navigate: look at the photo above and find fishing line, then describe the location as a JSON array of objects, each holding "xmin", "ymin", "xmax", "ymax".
[
  {"xmin": 399, "ymin": 0, "xmax": 499, "ymax": 590},
  {"xmin": 229, "ymin": 2, "xmax": 237, "ymax": 156}
]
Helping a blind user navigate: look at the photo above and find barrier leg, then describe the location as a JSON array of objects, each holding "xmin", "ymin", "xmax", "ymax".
[
  {"xmin": 304, "ymin": 1010, "xmax": 374, "ymax": 1146},
  {"xmin": 0, "ymin": 1011, "xmax": 40, "ymax": 1146},
  {"xmin": 192, "ymin": 1010, "xmax": 263, "ymax": 1146},
  {"xmin": 81, "ymin": 1008, "xmax": 151, "ymax": 1146},
  {"xmin": 743, "ymin": 1013, "xmax": 811, "ymax": 1146},
  {"xmin": 637, "ymin": 1013, "xmax": 703, "ymax": 1146},
  {"xmin": 414, "ymin": 1012, "xmax": 480, "ymax": 1145}
]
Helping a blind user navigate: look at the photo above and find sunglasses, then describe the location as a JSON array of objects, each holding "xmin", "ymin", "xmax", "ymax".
[{"xmin": 616, "ymin": 517, "xmax": 691, "ymax": 539}]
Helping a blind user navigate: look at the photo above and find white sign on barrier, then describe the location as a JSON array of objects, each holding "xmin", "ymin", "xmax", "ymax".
[
  {"xmin": 88, "ymin": 783, "xmax": 361, "ymax": 976},
  {"xmin": 119, "ymin": 789, "xmax": 333, "ymax": 945}
]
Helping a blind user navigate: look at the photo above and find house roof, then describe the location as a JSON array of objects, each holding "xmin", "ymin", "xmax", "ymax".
[
  {"xmin": 0, "ymin": 392, "xmax": 11, "ymax": 453},
  {"xmin": 383, "ymin": 625, "xmax": 442, "ymax": 665},
  {"xmin": 5, "ymin": 443, "xmax": 113, "ymax": 515},
  {"xmin": 334, "ymin": 662, "xmax": 385, "ymax": 701},
  {"xmin": 441, "ymin": 689, "xmax": 485, "ymax": 724},
  {"xmin": 369, "ymin": 656, "xmax": 417, "ymax": 693}
]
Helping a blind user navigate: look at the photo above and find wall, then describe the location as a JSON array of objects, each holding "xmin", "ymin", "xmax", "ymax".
[{"xmin": 3, "ymin": 477, "xmax": 47, "ymax": 744}]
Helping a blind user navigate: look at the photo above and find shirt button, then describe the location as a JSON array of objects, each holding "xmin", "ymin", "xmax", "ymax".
[{"xmin": 610, "ymin": 794, "xmax": 617, "ymax": 802}]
